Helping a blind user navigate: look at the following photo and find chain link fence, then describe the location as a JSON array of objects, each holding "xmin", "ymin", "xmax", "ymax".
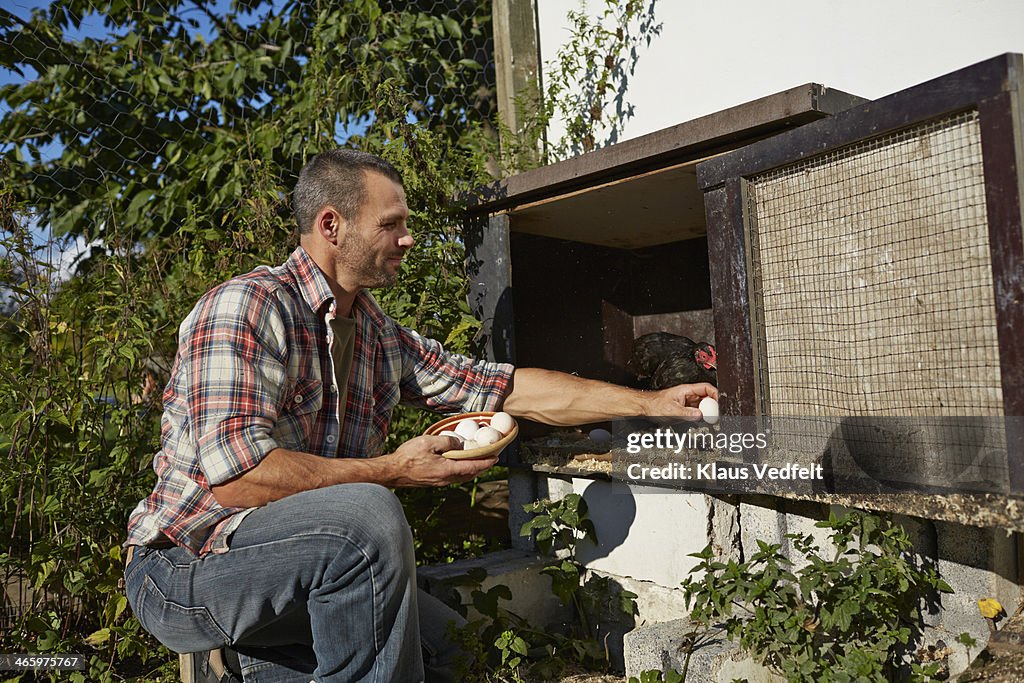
[{"xmin": 0, "ymin": 0, "xmax": 499, "ymax": 675}]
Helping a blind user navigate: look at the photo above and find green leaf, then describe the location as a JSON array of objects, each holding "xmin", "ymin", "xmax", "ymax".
[
  {"xmin": 441, "ymin": 16, "xmax": 462, "ymax": 39},
  {"xmin": 510, "ymin": 635, "xmax": 529, "ymax": 655},
  {"xmin": 85, "ymin": 627, "xmax": 111, "ymax": 646}
]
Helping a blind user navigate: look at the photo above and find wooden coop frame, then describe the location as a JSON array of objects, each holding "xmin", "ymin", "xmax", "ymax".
[
  {"xmin": 697, "ymin": 53, "xmax": 1024, "ymax": 497},
  {"xmin": 465, "ymin": 84, "xmax": 865, "ymax": 454}
]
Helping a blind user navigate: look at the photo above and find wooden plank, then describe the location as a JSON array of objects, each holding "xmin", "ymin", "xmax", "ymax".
[
  {"xmin": 978, "ymin": 91, "xmax": 1024, "ymax": 493},
  {"xmin": 706, "ymin": 179, "xmax": 759, "ymax": 417},
  {"xmin": 492, "ymin": 0, "xmax": 542, "ymax": 168},
  {"xmin": 465, "ymin": 214, "xmax": 516, "ymax": 364},
  {"xmin": 741, "ymin": 178, "xmax": 770, "ymax": 418},
  {"xmin": 508, "ymin": 163, "xmax": 707, "ymax": 248},
  {"xmin": 469, "ymin": 83, "xmax": 866, "ymax": 214},
  {"xmin": 514, "ymin": 460, "xmax": 1024, "ymax": 532},
  {"xmin": 698, "ymin": 53, "xmax": 1021, "ymax": 190}
]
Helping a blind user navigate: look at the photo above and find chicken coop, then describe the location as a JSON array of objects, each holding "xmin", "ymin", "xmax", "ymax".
[
  {"xmin": 462, "ymin": 82, "xmax": 866, "ymax": 571},
  {"xmin": 444, "ymin": 53, "xmax": 1024, "ymax": 680},
  {"xmin": 466, "ymin": 83, "xmax": 863, "ymax": 417}
]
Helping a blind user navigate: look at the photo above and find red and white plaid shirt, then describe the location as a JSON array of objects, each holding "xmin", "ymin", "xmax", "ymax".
[{"xmin": 126, "ymin": 246, "xmax": 514, "ymax": 556}]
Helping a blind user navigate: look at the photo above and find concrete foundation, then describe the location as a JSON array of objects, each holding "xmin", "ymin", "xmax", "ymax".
[
  {"xmin": 623, "ymin": 618, "xmax": 783, "ymax": 682},
  {"xmin": 442, "ymin": 472, "xmax": 1022, "ymax": 680}
]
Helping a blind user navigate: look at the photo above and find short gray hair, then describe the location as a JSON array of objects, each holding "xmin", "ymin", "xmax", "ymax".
[{"xmin": 293, "ymin": 150, "xmax": 404, "ymax": 235}]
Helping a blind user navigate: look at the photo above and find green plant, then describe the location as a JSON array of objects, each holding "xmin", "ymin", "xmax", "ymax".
[
  {"xmin": 399, "ymin": 467, "xmax": 511, "ymax": 567},
  {"xmin": 628, "ymin": 668, "xmax": 684, "ymax": 683},
  {"xmin": 957, "ymin": 631, "xmax": 978, "ymax": 650},
  {"xmin": 441, "ymin": 567, "xmax": 550, "ymax": 682},
  {"xmin": 681, "ymin": 511, "xmax": 950, "ymax": 682},
  {"xmin": 491, "ymin": 0, "xmax": 663, "ymax": 173},
  {"xmin": 957, "ymin": 631, "xmax": 978, "ymax": 664},
  {"xmin": 539, "ymin": 0, "xmax": 662, "ymax": 160},
  {"xmin": 0, "ymin": 1, "xmax": 497, "ymax": 677},
  {"xmin": 521, "ymin": 493, "xmax": 596, "ymax": 611},
  {"xmin": 0, "ymin": 189, "xmax": 174, "ymax": 681},
  {"xmin": 441, "ymin": 493, "xmax": 638, "ymax": 681},
  {"xmin": 520, "ymin": 493, "xmax": 637, "ymax": 667}
]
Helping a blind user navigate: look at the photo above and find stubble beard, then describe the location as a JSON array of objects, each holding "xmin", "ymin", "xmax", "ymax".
[{"xmin": 336, "ymin": 230, "xmax": 398, "ymax": 289}]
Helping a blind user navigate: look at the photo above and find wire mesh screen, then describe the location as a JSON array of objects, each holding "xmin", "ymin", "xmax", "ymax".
[
  {"xmin": 746, "ymin": 110, "xmax": 1009, "ymax": 492},
  {"xmin": 750, "ymin": 110, "xmax": 1001, "ymax": 417}
]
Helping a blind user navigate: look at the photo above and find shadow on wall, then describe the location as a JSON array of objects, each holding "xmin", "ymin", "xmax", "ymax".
[
  {"xmin": 533, "ymin": 476, "xmax": 638, "ymax": 564},
  {"xmin": 577, "ymin": 479, "xmax": 637, "ymax": 564},
  {"xmin": 815, "ymin": 416, "xmax": 1012, "ymax": 495},
  {"xmin": 529, "ymin": 477, "xmax": 640, "ymax": 671},
  {"xmin": 578, "ymin": 481, "xmax": 639, "ymax": 672}
]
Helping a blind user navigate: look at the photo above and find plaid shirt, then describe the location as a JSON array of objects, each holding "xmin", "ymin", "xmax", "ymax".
[{"xmin": 126, "ymin": 247, "xmax": 514, "ymax": 556}]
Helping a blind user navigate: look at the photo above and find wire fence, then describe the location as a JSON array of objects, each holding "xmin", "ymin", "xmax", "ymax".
[{"xmin": 0, "ymin": 0, "xmax": 500, "ymax": 673}]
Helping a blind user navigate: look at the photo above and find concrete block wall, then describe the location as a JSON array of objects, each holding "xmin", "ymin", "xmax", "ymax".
[
  {"xmin": 934, "ymin": 521, "xmax": 1021, "ymax": 672},
  {"xmin": 417, "ymin": 548, "xmax": 572, "ymax": 630},
  {"xmin": 623, "ymin": 619, "xmax": 783, "ymax": 683},
  {"xmin": 512, "ymin": 471, "xmax": 1022, "ymax": 680},
  {"xmin": 569, "ymin": 479, "xmax": 716, "ymax": 589}
]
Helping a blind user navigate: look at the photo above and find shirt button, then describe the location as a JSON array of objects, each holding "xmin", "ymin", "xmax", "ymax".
[
  {"xmin": 326, "ymin": 434, "xmax": 336, "ymax": 444},
  {"xmin": 294, "ymin": 395, "xmax": 303, "ymax": 403},
  {"xmin": 330, "ymin": 385, "xmax": 338, "ymax": 394}
]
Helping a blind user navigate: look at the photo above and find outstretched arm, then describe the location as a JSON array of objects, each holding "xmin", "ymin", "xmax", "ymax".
[{"xmin": 500, "ymin": 367, "xmax": 717, "ymax": 426}]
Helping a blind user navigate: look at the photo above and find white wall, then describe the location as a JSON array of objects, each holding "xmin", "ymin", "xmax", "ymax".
[{"xmin": 537, "ymin": 0, "xmax": 1024, "ymax": 142}]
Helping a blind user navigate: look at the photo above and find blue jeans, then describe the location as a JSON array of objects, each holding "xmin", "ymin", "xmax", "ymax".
[{"xmin": 124, "ymin": 484, "xmax": 467, "ymax": 682}]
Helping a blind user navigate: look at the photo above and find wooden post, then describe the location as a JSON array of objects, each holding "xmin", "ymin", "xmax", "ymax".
[
  {"xmin": 492, "ymin": 0, "xmax": 543, "ymax": 171},
  {"xmin": 465, "ymin": 213, "xmax": 516, "ymax": 364}
]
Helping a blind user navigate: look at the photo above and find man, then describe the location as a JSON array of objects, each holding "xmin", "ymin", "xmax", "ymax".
[{"xmin": 124, "ymin": 149, "xmax": 716, "ymax": 683}]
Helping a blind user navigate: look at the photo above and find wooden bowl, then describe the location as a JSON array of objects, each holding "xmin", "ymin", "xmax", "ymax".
[{"xmin": 424, "ymin": 411, "xmax": 519, "ymax": 460}]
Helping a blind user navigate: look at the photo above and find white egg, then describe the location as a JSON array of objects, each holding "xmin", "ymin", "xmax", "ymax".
[
  {"xmin": 588, "ymin": 428, "xmax": 612, "ymax": 444},
  {"xmin": 699, "ymin": 396, "xmax": 720, "ymax": 425},
  {"xmin": 490, "ymin": 411, "xmax": 515, "ymax": 435},
  {"xmin": 475, "ymin": 426, "xmax": 503, "ymax": 446},
  {"xmin": 462, "ymin": 439, "xmax": 480, "ymax": 450},
  {"xmin": 453, "ymin": 418, "xmax": 480, "ymax": 440}
]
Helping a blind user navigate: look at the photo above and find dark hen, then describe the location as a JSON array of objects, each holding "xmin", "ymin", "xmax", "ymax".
[{"xmin": 630, "ymin": 332, "xmax": 717, "ymax": 389}]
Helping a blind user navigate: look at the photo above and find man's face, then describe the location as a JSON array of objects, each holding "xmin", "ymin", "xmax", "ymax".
[{"xmin": 335, "ymin": 171, "xmax": 413, "ymax": 289}]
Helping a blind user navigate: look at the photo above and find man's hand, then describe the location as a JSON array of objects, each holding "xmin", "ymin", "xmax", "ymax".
[
  {"xmin": 643, "ymin": 382, "xmax": 718, "ymax": 420},
  {"xmin": 378, "ymin": 435, "xmax": 498, "ymax": 487}
]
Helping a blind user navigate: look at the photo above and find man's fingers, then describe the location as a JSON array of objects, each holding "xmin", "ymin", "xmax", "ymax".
[
  {"xmin": 697, "ymin": 382, "xmax": 719, "ymax": 400},
  {"xmin": 452, "ymin": 456, "xmax": 498, "ymax": 478},
  {"xmin": 423, "ymin": 434, "xmax": 462, "ymax": 453},
  {"xmin": 667, "ymin": 382, "xmax": 717, "ymax": 406},
  {"xmin": 676, "ymin": 406, "xmax": 704, "ymax": 421}
]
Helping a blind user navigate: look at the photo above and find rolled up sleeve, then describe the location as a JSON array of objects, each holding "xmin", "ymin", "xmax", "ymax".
[
  {"xmin": 182, "ymin": 283, "xmax": 288, "ymax": 486},
  {"xmin": 397, "ymin": 325, "xmax": 514, "ymax": 414}
]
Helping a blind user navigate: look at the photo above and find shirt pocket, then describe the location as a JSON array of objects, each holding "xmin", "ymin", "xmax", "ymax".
[{"xmin": 275, "ymin": 377, "xmax": 323, "ymax": 450}]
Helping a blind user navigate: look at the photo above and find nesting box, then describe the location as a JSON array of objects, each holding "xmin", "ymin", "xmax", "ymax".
[
  {"xmin": 698, "ymin": 54, "xmax": 1024, "ymax": 494},
  {"xmin": 466, "ymin": 84, "xmax": 864, "ymax": 451}
]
